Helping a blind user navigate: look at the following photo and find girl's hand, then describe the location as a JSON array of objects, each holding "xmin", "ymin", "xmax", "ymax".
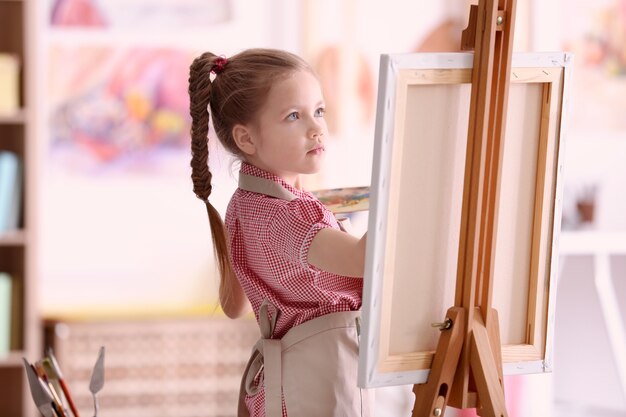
[{"xmin": 308, "ymin": 229, "xmax": 367, "ymax": 277}]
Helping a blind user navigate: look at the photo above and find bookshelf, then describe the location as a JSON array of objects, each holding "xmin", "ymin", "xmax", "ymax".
[{"xmin": 0, "ymin": 0, "xmax": 40, "ymax": 416}]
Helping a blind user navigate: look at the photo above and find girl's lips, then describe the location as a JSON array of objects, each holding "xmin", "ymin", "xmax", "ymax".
[{"xmin": 307, "ymin": 145, "xmax": 325, "ymax": 155}]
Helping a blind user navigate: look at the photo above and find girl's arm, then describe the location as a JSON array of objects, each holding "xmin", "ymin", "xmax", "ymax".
[
  {"xmin": 308, "ymin": 229, "xmax": 367, "ymax": 277},
  {"xmin": 220, "ymin": 272, "xmax": 252, "ymax": 318}
]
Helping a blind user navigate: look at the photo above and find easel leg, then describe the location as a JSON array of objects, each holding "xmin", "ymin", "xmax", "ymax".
[
  {"xmin": 412, "ymin": 308, "xmax": 465, "ymax": 417},
  {"xmin": 470, "ymin": 312, "xmax": 507, "ymax": 417},
  {"xmin": 484, "ymin": 308, "xmax": 504, "ymax": 382}
]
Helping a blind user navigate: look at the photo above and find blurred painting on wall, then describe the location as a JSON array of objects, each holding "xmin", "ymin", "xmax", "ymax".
[
  {"xmin": 49, "ymin": 0, "xmax": 233, "ymax": 29},
  {"xmin": 48, "ymin": 45, "xmax": 193, "ymax": 174},
  {"xmin": 559, "ymin": 0, "xmax": 626, "ymax": 130},
  {"xmin": 563, "ymin": 0, "xmax": 626, "ymax": 77}
]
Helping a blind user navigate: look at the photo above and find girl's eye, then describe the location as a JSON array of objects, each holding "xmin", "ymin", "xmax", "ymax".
[
  {"xmin": 286, "ymin": 112, "xmax": 299, "ymax": 121},
  {"xmin": 315, "ymin": 107, "xmax": 325, "ymax": 117}
]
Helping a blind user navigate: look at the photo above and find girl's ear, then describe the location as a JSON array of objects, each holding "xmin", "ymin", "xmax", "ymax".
[{"xmin": 232, "ymin": 124, "xmax": 256, "ymax": 156}]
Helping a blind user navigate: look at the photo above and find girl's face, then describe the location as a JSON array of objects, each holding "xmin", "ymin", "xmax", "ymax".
[{"xmin": 242, "ymin": 70, "xmax": 327, "ymax": 186}]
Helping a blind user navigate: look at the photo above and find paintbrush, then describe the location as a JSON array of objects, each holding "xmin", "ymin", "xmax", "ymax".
[
  {"xmin": 42, "ymin": 358, "xmax": 73, "ymax": 417},
  {"xmin": 34, "ymin": 360, "xmax": 68, "ymax": 417},
  {"xmin": 22, "ymin": 358, "xmax": 58, "ymax": 417},
  {"xmin": 47, "ymin": 348, "xmax": 81, "ymax": 417}
]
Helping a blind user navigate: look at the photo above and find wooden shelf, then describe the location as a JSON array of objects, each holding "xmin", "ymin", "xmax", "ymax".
[
  {"xmin": 0, "ymin": 351, "xmax": 27, "ymax": 367},
  {"xmin": 0, "ymin": 0, "xmax": 39, "ymax": 416},
  {"xmin": 0, "ymin": 109, "xmax": 26, "ymax": 124},
  {"xmin": 0, "ymin": 230, "xmax": 26, "ymax": 246}
]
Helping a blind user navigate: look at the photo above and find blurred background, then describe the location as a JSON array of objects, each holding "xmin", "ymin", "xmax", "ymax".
[{"xmin": 0, "ymin": 0, "xmax": 624, "ymax": 416}]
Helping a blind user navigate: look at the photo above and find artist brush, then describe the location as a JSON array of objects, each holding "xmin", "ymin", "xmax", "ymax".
[
  {"xmin": 34, "ymin": 360, "xmax": 68, "ymax": 417},
  {"xmin": 42, "ymin": 358, "xmax": 73, "ymax": 417},
  {"xmin": 24, "ymin": 359, "xmax": 59, "ymax": 417},
  {"xmin": 47, "ymin": 348, "xmax": 81, "ymax": 417}
]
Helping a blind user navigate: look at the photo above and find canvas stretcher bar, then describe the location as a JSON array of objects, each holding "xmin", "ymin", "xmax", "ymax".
[{"xmin": 358, "ymin": 52, "xmax": 572, "ymax": 388}]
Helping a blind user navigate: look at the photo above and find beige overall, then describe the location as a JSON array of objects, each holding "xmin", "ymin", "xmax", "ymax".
[{"xmin": 237, "ymin": 173, "xmax": 371, "ymax": 417}]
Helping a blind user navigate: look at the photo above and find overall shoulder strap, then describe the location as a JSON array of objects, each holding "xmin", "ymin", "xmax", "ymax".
[{"xmin": 238, "ymin": 172, "xmax": 297, "ymax": 201}]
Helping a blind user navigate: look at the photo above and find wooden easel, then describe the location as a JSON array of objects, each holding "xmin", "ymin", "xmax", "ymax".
[{"xmin": 411, "ymin": 0, "xmax": 517, "ymax": 416}]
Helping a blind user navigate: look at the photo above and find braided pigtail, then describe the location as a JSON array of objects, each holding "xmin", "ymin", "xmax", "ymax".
[{"xmin": 188, "ymin": 52, "xmax": 237, "ymax": 310}]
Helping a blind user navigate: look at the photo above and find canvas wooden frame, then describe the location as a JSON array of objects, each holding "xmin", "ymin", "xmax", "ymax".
[{"xmin": 358, "ymin": 52, "xmax": 572, "ymax": 388}]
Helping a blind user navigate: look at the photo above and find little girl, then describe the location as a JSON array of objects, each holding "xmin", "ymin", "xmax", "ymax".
[{"xmin": 188, "ymin": 48, "xmax": 370, "ymax": 417}]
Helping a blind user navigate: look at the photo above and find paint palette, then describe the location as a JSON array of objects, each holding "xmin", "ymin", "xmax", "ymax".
[{"xmin": 312, "ymin": 186, "xmax": 370, "ymax": 214}]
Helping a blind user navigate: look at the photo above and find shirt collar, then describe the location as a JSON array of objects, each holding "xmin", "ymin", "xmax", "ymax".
[{"xmin": 240, "ymin": 162, "xmax": 308, "ymax": 199}]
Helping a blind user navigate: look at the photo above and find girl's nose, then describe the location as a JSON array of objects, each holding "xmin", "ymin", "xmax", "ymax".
[
  {"xmin": 308, "ymin": 119, "xmax": 324, "ymax": 140},
  {"xmin": 310, "ymin": 129, "xmax": 323, "ymax": 140}
]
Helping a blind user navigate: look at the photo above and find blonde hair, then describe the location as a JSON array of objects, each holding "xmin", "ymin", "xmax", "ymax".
[{"xmin": 188, "ymin": 48, "xmax": 313, "ymax": 306}]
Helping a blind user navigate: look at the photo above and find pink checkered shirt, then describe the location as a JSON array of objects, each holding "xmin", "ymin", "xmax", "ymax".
[{"xmin": 225, "ymin": 162, "xmax": 363, "ymax": 417}]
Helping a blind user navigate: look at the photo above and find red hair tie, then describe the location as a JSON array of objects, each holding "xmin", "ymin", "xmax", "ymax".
[{"xmin": 212, "ymin": 56, "xmax": 228, "ymax": 74}]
